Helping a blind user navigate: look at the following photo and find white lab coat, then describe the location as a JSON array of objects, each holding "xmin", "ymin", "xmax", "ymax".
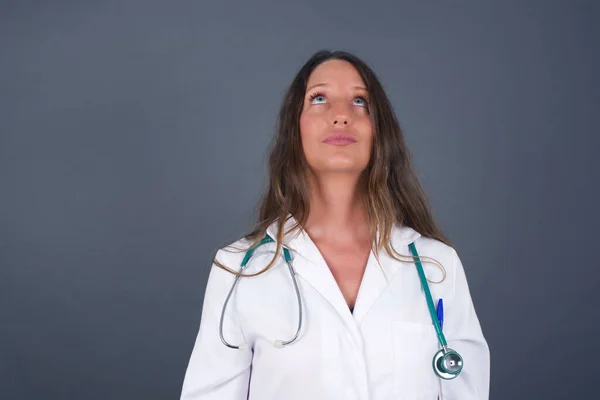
[{"xmin": 181, "ymin": 216, "xmax": 490, "ymax": 399}]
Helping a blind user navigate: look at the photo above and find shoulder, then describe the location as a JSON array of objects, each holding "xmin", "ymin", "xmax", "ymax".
[
  {"xmin": 393, "ymin": 224, "xmax": 457, "ymax": 263},
  {"xmin": 399, "ymin": 227, "xmax": 462, "ymax": 288},
  {"xmin": 213, "ymin": 235, "xmax": 280, "ymax": 275},
  {"xmin": 212, "ymin": 236, "xmax": 251, "ymax": 268},
  {"xmin": 412, "ymin": 235, "xmax": 457, "ymax": 263}
]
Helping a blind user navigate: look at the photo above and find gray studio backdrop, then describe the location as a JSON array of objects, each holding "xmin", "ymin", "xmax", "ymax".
[{"xmin": 1, "ymin": 1, "xmax": 598, "ymax": 399}]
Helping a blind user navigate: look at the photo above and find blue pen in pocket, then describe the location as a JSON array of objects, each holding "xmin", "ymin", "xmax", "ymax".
[{"xmin": 436, "ymin": 298, "xmax": 444, "ymax": 331}]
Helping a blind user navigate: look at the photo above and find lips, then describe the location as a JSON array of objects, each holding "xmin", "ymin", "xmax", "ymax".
[{"xmin": 322, "ymin": 132, "xmax": 357, "ymax": 146}]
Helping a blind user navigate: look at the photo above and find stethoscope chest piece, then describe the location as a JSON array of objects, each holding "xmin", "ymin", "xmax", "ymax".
[{"xmin": 432, "ymin": 347, "xmax": 463, "ymax": 380}]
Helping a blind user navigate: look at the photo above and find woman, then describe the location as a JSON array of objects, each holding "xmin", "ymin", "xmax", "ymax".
[{"xmin": 180, "ymin": 50, "xmax": 490, "ymax": 399}]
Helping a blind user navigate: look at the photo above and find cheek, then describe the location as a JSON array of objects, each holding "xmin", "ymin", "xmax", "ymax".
[
  {"xmin": 357, "ymin": 116, "xmax": 374, "ymax": 146},
  {"xmin": 358, "ymin": 118, "xmax": 374, "ymax": 163},
  {"xmin": 299, "ymin": 114, "xmax": 323, "ymax": 141},
  {"xmin": 299, "ymin": 115, "xmax": 328, "ymax": 159},
  {"xmin": 359, "ymin": 114, "xmax": 374, "ymax": 135}
]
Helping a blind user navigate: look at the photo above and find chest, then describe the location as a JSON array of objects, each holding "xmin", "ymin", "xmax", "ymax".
[
  {"xmin": 313, "ymin": 240, "xmax": 371, "ymax": 308},
  {"xmin": 239, "ymin": 259, "xmax": 443, "ymax": 400}
]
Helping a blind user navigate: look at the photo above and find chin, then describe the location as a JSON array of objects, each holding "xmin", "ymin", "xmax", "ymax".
[
  {"xmin": 327, "ymin": 158, "xmax": 369, "ymax": 170},
  {"xmin": 317, "ymin": 163, "xmax": 368, "ymax": 174}
]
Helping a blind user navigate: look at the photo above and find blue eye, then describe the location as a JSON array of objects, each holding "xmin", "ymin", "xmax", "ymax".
[
  {"xmin": 353, "ymin": 96, "xmax": 368, "ymax": 107},
  {"xmin": 309, "ymin": 94, "xmax": 327, "ymax": 104},
  {"xmin": 307, "ymin": 92, "xmax": 369, "ymax": 108}
]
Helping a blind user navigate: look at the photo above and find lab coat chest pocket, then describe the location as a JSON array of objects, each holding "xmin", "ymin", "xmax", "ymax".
[{"xmin": 393, "ymin": 321, "xmax": 440, "ymax": 399}]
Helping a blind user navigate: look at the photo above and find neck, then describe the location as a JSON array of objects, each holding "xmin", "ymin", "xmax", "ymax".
[{"xmin": 304, "ymin": 172, "xmax": 369, "ymax": 242}]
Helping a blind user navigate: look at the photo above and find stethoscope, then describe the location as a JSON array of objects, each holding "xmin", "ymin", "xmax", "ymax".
[{"xmin": 219, "ymin": 233, "xmax": 464, "ymax": 380}]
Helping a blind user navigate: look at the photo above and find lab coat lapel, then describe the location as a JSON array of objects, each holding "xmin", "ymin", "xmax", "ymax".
[
  {"xmin": 351, "ymin": 250, "xmax": 389, "ymax": 323},
  {"xmin": 266, "ymin": 216, "xmax": 422, "ymax": 330},
  {"xmin": 293, "ymin": 232, "xmax": 359, "ymax": 324},
  {"xmin": 352, "ymin": 223, "xmax": 421, "ymax": 323},
  {"xmin": 266, "ymin": 216, "xmax": 360, "ymax": 335}
]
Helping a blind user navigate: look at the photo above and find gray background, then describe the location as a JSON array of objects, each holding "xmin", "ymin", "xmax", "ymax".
[{"xmin": 1, "ymin": 1, "xmax": 598, "ymax": 399}]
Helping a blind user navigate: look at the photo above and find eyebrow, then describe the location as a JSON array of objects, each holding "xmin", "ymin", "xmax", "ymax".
[{"xmin": 306, "ymin": 83, "xmax": 368, "ymax": 92}]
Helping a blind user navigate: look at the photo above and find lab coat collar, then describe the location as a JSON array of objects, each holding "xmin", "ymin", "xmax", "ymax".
[{"xmin": 265, "ymin": 214, "xmax": 422, "ymax": 329}]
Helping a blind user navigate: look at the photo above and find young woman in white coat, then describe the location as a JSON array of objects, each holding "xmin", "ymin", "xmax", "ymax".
[{"xmin": 180, "ymin": 50, "xmax": 490, "ymax": 399}]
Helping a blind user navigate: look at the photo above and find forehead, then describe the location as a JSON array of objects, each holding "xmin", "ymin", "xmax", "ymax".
[{"xmin": 306, "ymin": 59, "xmax": 365, "ymax": 87}]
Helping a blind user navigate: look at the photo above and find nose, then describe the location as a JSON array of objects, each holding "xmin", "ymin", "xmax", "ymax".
[{"xmin": 328, "ymin": 103, "xmax": 351, "ymax": 126}]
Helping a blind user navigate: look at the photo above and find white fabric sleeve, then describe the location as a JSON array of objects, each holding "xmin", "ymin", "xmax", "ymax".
[
  {"xmin": 439, "ymin": 248, "xmax": 491, "ymax": 400},
  {"xmin": 180, "ymin": 252, "xmax": 252, "ymax": 399}
]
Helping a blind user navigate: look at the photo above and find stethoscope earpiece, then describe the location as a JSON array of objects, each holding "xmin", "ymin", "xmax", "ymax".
[{"xmin": 433, "ymin": 348, "xmax": 463, "ymax": 380}]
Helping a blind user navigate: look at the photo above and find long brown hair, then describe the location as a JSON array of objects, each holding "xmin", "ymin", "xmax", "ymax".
[{"xmin": 214, "ymin": 50, "xmax": 452, "ymax": 278}]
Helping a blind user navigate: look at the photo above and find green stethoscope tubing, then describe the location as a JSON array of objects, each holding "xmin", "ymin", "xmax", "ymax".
[
  {"xmin": 219, "ymin": 234, "xmax": 303, "ymax": 350},
  {"xmin": 219, "ymin": 234, "xmax": 463, "ymax": 379},
  {"xmin": 409, "ymin": 242, "xmax": 463, "ymax": 380}
]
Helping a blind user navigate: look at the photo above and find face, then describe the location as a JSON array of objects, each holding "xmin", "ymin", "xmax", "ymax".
[{"xmin": 299, "ymin": 59, "xmax": 374, "ymax": 176}]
